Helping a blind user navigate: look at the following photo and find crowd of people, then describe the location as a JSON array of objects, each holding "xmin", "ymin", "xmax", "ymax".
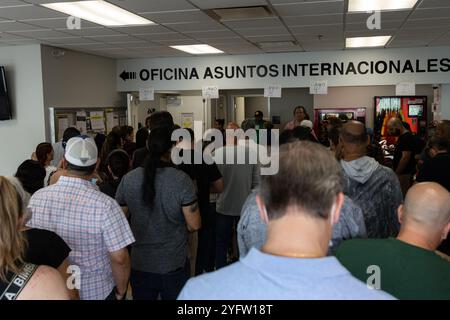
[{"xmin": 0, "ymin": 106, "xmax": 449, "ymax": 300}]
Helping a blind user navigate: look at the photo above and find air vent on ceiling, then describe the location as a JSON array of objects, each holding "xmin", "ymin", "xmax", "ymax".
[{"xmin": 208, "ymin": 6, "xmax": 274, "ymax": 21}]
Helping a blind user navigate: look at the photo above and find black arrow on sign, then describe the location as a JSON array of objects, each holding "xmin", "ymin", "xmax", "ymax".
[{"xmin": 120, "ymin": 70, "xmax": 136, "ymax": 81}]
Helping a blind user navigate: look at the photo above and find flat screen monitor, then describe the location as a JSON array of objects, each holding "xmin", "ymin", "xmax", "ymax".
[
  {"xmin": 408, "ymin": 104, "xmax": 423, "ymax": 117},
  {"xmin": 0, "ymin": 66, "xmax": 12, "ymax": 121}
]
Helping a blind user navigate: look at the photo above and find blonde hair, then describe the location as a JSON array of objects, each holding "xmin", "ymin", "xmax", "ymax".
[{"xmin": 0, "ymin": 176, "xmax": 27, "ymax": 282}]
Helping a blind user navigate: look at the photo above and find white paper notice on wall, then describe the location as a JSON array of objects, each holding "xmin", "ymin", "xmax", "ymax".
[
  {"xmin": 76, "ymin": 111, "xmax": 87, "ymax": 134},
  {"xmin": 264, "ymin": 85, "xmax": 282, "ymax": 98},
  {"xmin": 139, "ymin": 87, "xmax": 154, "ymax": 101},
  {"xmin": 310, "ymin": 80, "xmax": 328, "ymax": 94},
  {"xmin": 396, "ymin": 82, "xmax": 415, "ymax": 96},
  {"xmin": 202, "ymin": 86, "xmax": 219, "ymax": 99}
]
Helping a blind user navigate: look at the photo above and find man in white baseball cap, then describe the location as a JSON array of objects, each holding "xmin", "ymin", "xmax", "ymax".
[{"xmin": 27, "ymin": 135, "xmax": 135, "ymax": 300}]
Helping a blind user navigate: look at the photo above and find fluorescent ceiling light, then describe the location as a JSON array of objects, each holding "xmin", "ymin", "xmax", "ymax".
[
  {"xmin": 41, "ymin": 1, "xmax": 154, "ymax": 26},
  {"xmin": 170, "ymin": 44, "xmax": 224, "ymax": 55},
  {"xmin": 348, "ymin": 0, "xmax": 418, "ymax": 12},
  {"xmin": 346, "ymin": 36, "xmax": 391, "ymax": 48}
]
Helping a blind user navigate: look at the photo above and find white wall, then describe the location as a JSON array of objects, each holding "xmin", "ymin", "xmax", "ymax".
[
  {"xmin": 314, "ymin": 85, "xmax": 434, "ymax": 128},
  {"xmin": 244, "ymin": 96, "xmax": 268, "ymax": 120},
  {"xmin": 41, "ymin": 45, "xmax": 126, "ymax": 140},
  {"xmin": 440, "ymin": 84, "xmax": 450, "ymax": 120},
  {"xmin": 165, "ymin": 95, "xmax": 204, "ymax": 129},
  {"xmin": 0, "ymin": 45, "xmax": 45, "ymax": 176},
  {"xmin": 235, "ymin": 97, "xmax": 245, "ymax": 126}
]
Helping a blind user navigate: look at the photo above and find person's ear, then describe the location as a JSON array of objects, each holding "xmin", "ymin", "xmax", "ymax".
[
  {"xmin": 62, "ymin": 158, "xmax": 68, "ymax": 169},
  {"xmin": 441, "ymin": 222, "xmax": 450, "ymax": 241},
  {"xmin": 397, "ymin": 204, "xmax": 404, "ymax": 225},
  {"xmin": 330, "ymin": 192, "xmax": 344, "ymax": 226},
  {"xmin": 255, "ymin": 194, "xmax": 269, "ymax": 224}
]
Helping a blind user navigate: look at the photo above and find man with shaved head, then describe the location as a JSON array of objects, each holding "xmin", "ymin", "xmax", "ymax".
[
  {"xmin": 340, "ymin": 121, "xmax": 403, "ymax": 238},
  {"xmin": 387, "ymin": 117, "xmax": 418, "ymax": 195},
  {"xmin": 337, "ymin": 182, "xmax": 450, "ymax": 299}
]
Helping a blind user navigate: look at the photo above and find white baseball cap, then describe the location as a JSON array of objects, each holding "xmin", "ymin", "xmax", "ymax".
[
  {"xmin": 300, "ymin": 120, "xmax": 313, "ymax": 129},
  {"xmin": 65, "ymin": 136, "xmax": 98, "ymax": 167}
]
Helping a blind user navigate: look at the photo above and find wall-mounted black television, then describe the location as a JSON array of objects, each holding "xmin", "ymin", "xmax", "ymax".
[{"xmin": 0, "ymin": 66, "xmax": 12, "ymax": 121}]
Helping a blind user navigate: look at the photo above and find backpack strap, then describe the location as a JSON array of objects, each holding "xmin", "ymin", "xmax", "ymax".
[{"xmin": 0, "ymin": 263, "xmax": 38, "ymax": 300}]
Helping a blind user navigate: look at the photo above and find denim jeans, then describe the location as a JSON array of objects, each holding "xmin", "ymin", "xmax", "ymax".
[
  {"xmin": 215, "ymin": 212, "xmax": 240, "ymax": 269},
  {"xmin": 130, "ymin": 260, "xmax": 190, "ymax": 300}
]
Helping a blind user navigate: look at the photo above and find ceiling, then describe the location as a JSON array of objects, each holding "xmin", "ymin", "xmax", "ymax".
[{"xmin": 0, "ymin": 0, "xmax": 449, "ymax": 59}]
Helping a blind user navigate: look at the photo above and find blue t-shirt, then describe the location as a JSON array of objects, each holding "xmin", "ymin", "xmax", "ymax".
[{"xmin": 178, "ymin": 248, "xmax": 394, "ymax": 300}]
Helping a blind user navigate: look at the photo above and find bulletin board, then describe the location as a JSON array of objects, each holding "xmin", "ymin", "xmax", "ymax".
[{"xmin": 49, "ymin": 107, "xmax": 127, "ymax": 143}]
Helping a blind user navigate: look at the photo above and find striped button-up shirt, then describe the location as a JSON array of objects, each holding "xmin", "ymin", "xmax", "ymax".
[{"xmin": 27, "ymin": 176, "xmax": 135, "ymax": 300}]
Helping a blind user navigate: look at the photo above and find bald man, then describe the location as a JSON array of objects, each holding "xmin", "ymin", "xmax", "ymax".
[
  {"xmin": 340, "ymin": 121, "xmax": 403, "ymax": 238},
  {"xmin": 387, "ymin": 118, "xmax": 418, "ymax": 195},
  {"xmin": 336, "ymin": 182, "xmax": 450, "ymax": 299}
]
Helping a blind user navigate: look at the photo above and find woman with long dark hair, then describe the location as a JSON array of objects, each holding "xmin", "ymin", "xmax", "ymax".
[{"xmin": 115, "ymin": 126, "xmax": 201, "ymax": 300}]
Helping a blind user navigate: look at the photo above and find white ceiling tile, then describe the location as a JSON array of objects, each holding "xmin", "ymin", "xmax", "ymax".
[
  {"xmin": 290, "ymin": 24, "xmax": 343, "ymax": 35},
  {"xmin": 345, "ymin": 20, "xmax": 404, "ymax": 31},
  {"xmin": 107, "ymin": 0, "xmax": 196, "ymax": 13},
  {"xmin": 109, "ymin": 25, "xmax": 172, "ymax": 35},
  {"xmin": 411, "ymin": 7, "xmax": 450, "ymax": 19},
  {"xmin": 387, "ymin": 39, "xmax": 433, "ymax": 48},
  {"xmin": 263, "ymin": 46, "xmax": 304, "ymax": 53},
  {"xmin": 189, "ymin": 0, "xmax": 266, "ymax": 9},
  {"xmin": 223, "ymin": 17, "xmax": 283, "ymax": 29},
  {"xmin": 418, "ymin": 0, "xmax": 450, "ymax": 9},
  {"xmin": 246, "ymin": 34, "xmax": 295, "ymax": 42},
  {"xmin": 285, "ymin": 14, "xmax": 343, "ymax": 26},
  {"xmin": 0, "ymin": 32, "xmax": 31, "ymax": 41},
  {"xmin": 186, "ymin": 30, "xmax": 237, "ymax": 39},
  {"xmin": 156, "ymin": 38, "xmax": 201, "ymax": 45},
  {"xmin": 59, "ymin": 27, "xmax": 127, "ymax": 37},
  {"xmin": 135, "ymin": 32, "xmax": 191, "ymax": 41},
  {"xmin": 21, "ymin": 18, "xmax": 100, "ymax": 29},
  {"xmin": 0, "ymin": 1, "xmax": 30, "ymax": 7},
  {"xmin": 0, "ymin": 4, "xmax": 67, "ymax": 20},
  {"xmin": 235, "ymin": 26, "xmax": 290, "ymax": 36},
  {"xmin": 84, "ymin": 34, "xmax": 143, "ymax": 43},
  {"xmin": 346, "ymin": 10, "xmax": 411, "ymax": 24},
  {"xmin": 45, "ymin": 37, "xmax": 99, "ymax": 44},
  {"xmin": 0, "ymin": 21, "xmax": 44, "ymax": 31},
  {"xmin": 164, "ymin": 20, "xmax": 225, "ymax": 32},
  {"xmin": 403, "ymin": 17, "xmax": 450, "ymax": 28},
  {"xmin": 7, "ymin": 29, "xmax": 72, "ymax": 39},
  {"xmin": 140, "ymin": 10, "xmax": 214, "ymax": 24},
  {"xmin": 274, "ymin": 1, "xmax": 345, "ymax": 17}
]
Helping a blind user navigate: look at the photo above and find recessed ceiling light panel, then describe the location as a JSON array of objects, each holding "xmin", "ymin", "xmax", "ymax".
[{"xmin": 42, "ymin": 1, "xmax": 154, "ymax": 26}]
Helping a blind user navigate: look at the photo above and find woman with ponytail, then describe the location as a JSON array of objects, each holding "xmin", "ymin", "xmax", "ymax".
[{"xmin": 115, "ymin": 126, "xmax": 201, "ymax": 300}]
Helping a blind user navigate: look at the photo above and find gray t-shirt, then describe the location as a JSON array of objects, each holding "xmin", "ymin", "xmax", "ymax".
[
  {"xmin": 116, "ymin": 167, "xmax": 197, "ymax": 274},
  {"xmin": 214, "ymin": 145, "xmax": 260, "ymax": 216},
  {"xmin": 237, "ymin": 192, "xmax": 367, "ymax": 257}
]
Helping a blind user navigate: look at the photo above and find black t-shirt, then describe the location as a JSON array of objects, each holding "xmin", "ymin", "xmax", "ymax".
[
  {"xmin": 178, "ymin": 149, "xmax": 222, "ymax": 224},
  {"xmin": 416, "ymin": 153, "xmax": 450, "ymax": 191},
  {"xmin": 393, "ymin": 132, "xmax": 417, "ymax": 174},
  {"xmin": 24, "ymin": 229, "xmax": 71, "ymax": 268}
]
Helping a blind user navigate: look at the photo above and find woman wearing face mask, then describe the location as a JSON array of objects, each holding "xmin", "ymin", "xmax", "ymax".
[
  {"xmin": 0, "ymin": 177, "xmax": 70, "ymax": 300},
  {"xmin": 284, "ymin": 106, "xmax": 310, "ymax": 130}
]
